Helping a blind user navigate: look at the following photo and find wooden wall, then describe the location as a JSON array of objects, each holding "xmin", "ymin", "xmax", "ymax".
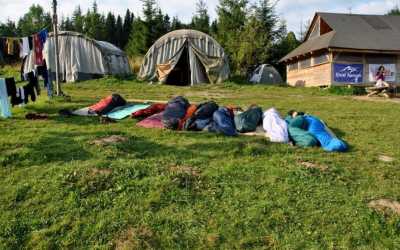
[{"xmin": 287, "ymin": 62, "xmax": 332, "ymax": 87}]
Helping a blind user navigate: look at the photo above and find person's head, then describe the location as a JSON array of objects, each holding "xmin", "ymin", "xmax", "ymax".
[
  {"xmin": 288, "ymin": 110, "xmax": 298, "ymax": 118},
  {"xmin": 378, "ymin": 66, "xmax": 385, "ymax": 73}
]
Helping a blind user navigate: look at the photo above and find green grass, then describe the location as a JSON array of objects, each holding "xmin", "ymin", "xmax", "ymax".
[{"xmin": 0, "ymin": 74, "xmax": 400, "ymax": 249}]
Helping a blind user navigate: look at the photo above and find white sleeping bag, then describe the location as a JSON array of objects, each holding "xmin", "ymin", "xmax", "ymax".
[{"xmin": 263, "ymin": 108, "xmax": 289, "ymax": 143}]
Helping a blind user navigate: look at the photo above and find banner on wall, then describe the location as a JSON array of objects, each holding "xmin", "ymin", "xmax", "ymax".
[
  {"xmin": 368, "ymin": 64, "xmax": 396, "ymax": 82},
  {"xmin": 333, "ymin": 63, "xmax": 363, "ymax": 83}
]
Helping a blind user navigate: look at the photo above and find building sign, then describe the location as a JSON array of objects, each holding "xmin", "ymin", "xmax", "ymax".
[
  {"xmin": 334, "ymin": 64, "xmax": 363, "ymax": 83},
  {"xmin": 368, "ymin": 64, "xmax": 396, "ymax": 82}
]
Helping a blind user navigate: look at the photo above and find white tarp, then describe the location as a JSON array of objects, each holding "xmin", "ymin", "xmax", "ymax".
[
  {"xmin": 368, "ymin": 64, "xmax": 396, "ymax": 82},
  {"xmin": 139, "ymin": 29, "xmax": 230, "ymax": 85},
  {"xmin": 23, "ymin": 31, "xmax": 131, "ymax": 82}
]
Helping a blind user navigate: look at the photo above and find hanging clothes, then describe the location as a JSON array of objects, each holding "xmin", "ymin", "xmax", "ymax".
[
  {"xmin": 33, "ymin": 34, "xmax": 43, "ymax": 65},
  {"xmin": 28, "ymin": 36, "xmax": 33, "ymax": 50},
  {"xmin": 20, "ymin": 37, "xmax": 30, "ymax": 58},
  {"xmin": 0, "ymin": 78, "xmax": 12, "ymax": 118},
  {"xmin": 5, "ymin": 78, "xmax": 18, "ymax": 106},
  {"xmin": 27, "ymin": 71, "xmax": 40, "ymax": 96},
  {"xmin": 38, "ymin": 29, "xmax": 48, "ymax": 45},
  {"xmin": 6, "ymin": 38, "xmax": 15, "ymax": 55}
]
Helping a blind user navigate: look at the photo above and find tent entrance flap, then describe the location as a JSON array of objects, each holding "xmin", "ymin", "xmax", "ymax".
[{"xmin": 166, "ymin": 46, "xmax": 191, "ymax": 86}]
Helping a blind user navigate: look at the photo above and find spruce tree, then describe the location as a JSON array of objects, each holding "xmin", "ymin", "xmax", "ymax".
[
  {"xmin": 105, "ymin": 12, "xmax": 116, "ymax": 44},
  {"xmin": 191, "ymin": 0, "xmax": 210, "ymax": 34}
]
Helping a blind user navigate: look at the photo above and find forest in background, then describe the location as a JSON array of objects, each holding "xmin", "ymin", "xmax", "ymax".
[{"xmin": 1, "ymin": 0, "xmax": 399, "ymax": 76}]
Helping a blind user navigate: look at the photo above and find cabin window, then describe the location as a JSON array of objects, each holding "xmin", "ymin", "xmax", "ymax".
[
  {"xmin": 299, "ymin": 57, "xmax": 312, "ymax": 69},
  {"xmin": 313, "ymin": 53, "xmax": 329, "ymax": 65},
  {"xmin": 288, "ymin": 62, "xmax": 298, "ymax": 71}
]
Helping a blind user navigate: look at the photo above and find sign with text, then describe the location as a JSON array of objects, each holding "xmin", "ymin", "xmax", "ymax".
[
  {"xmin": 334, "ymin": 64, "xmax": 363, "ymax": 83},
  {"xmin": 368, "ymin": 64, "xmax": 396, "ymax": 82}
]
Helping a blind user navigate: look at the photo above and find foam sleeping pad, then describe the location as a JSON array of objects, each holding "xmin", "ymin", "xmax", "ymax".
[
  {"xmin": 304, "ymin": 115, "xmax": 348, "ymax": 152},
  {"xmin": 106, "ymin": 104, "xmax": 150, "ymax": 120}
]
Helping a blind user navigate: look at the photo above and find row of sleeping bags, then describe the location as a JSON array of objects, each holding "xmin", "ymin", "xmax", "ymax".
[{"xmin": 130, "ymin": 96, "xmax": 348, "ymax": 152}]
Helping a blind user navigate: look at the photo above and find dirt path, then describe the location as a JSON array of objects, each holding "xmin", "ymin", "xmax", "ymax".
[{"xmin": 353, "ymin": 96, "xmax": 400, "ymax": 104}]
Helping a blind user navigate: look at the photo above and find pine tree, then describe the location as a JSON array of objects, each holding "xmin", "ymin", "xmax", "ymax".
[
  {"xmin": 387, "ymin": 6, "xmax": 400, "ymax": 15},
  {"xmin": 191, "ymin": 0, "xmax": 210, "ymax": 34},
  {"xmin": 72, "ymin": 6, "xmax": 85, "ymax": 33},
  {"xmin": 122, "ymin": 9, "xmax": 134, "ymax": 49},
  {"xmin": 171, "ymin": 16, "xmax": 184, "ymax": 31},
  {"xmin": 126, "ymin": 18, "xmax": 149, "ymax": 56},
  {"xmin": 116, "ymin": 15, "xmax": 124, "ymax": 48},
  {"xmin": 105, "ymin": 12, "xmax": 116, "ymax": 44},
  {"xmin": 85, "ymin": 1, "xmax": 107, "ymax": 40},
  {"xmin": 216, "ymin": 0, "xmax": 248, "ymax": 72}
]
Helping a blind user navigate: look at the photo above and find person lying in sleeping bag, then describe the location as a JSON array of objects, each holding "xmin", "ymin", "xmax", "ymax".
[
  {"xmin": 89, "ymin": 94, "xmax": 126, "ymax": 115},
  {"xmin": 285, "ymin": 114, "xmax": 318, "ymax": 148},
  {"xmin": 184, "ymin": 101, "xmax": 219, "ymax": 131},
  {"xmin": 162, "ymin": 96, "xmax": 190, "ymax": 130},
  {"xmin": 304, "ymin": 115, "xmax": 348, "ymax": 152},
  {"xmin": 206, "ymin": 107, "xmax": 237, "ymax": 136},
  {"xmin": 132, "ymin": 103, "xmax": 167, "ymax": 119},
  {"xmin": 262, "ymin": 108, "xmax": 289, "ymax": 143}
]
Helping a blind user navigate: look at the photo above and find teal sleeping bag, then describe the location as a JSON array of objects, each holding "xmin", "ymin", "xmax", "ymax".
[{"xmin": 285, "ymin": 116, "xmax": 318, "ymax": 148}]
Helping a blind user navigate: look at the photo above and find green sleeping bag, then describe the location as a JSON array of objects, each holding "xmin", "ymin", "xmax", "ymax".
[
  {"xmin": 234, "ymin": 106, "xmax": 263, "ymax": 133},
  {"xmin": 285, "ymin": 115, "xmax": 318, "ymax": 148}
]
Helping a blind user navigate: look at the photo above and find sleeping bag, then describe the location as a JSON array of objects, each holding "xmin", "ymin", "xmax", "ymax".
[
  {"xmin": 207, "ymin": 107, "xmax": 237, "ymax": 136},
  {"xmin": 234, "ymin": 106, "xmax": 263, "ymax": 133},
  {"xmin": 137, "ymin": 112, "xmax": 164, "ymax": 129},
  {"xmin": 184, "ymin": 101, "xmax": 219, "ymax": 131},
  {"xmin": 285, "ymin": 115, "xmax": 318, "ymax": 148},
  {"xmin": 162, "ymin": 96, "xmax": 190, "ymax": 130},
  {"xmin": 89, "ymin": 94, "xmax": 126, "ymax": 115},
  {"xmin": 262, "ymin": 108, "xmax": 289, "ymax": 143},
  {"xmin": 178, "ymin": 105, "xmax": 197, "ymax": 130},
  {"xmin": 132, "ymin": 103, "xmax": 167, "ymax": 119},
  {"xmin": 304, "ymin": 115, "xmax": 348, "ymax": 152}
]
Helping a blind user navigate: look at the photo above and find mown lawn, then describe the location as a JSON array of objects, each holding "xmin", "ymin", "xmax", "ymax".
[{"xmin": 0, "ymin": 73, "xmax": 399, "ymax": 249}]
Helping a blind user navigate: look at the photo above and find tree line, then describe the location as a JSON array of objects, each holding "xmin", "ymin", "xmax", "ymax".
[{"xmin": 1, "ymin": 1, "xmax": 400, "ymax": 76}]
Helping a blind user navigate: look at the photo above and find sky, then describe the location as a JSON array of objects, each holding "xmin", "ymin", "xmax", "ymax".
[{"xmin": 1, "ymin": 0, "xmax": 399, "ymax": 36}]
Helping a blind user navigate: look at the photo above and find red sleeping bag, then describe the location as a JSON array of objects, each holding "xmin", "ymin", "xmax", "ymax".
[
  {"xmin": 89, "ymin": 94, "xmax": 126, "ymax": 115},
  {"xmin": 137, "ymin": 112, "xmax": 164, "ymax": 129},
  {"xmin": 132, "ymin": 103, "xmax": 167, "ymax": 119}
]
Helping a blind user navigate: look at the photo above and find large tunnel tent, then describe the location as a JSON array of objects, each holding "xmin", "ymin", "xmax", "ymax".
[
  {"xmin": 23, "ymin": 31, "xmax": 132, "ymax": 82},
  {"xmin": 139, "ymin": 29, "xmax": 230, "ymax": 86}
]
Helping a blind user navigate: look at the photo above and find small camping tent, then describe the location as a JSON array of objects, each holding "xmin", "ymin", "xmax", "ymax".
[
  {"xmin": 23, "ymin": 31, "xmax": 131, "ymax": 82},
  {"xmin": 139, "ymin": 29, "xmax": 230, "ymax": 86},
  {"xmin": 249, "ymin": 64, "xmax": 283, "ymax": 84}
]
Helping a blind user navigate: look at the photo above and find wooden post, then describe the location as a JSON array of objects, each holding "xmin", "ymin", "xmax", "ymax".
[{"xmin": 52, "ymin": 0, "xmax": 62, "ymax": 96}]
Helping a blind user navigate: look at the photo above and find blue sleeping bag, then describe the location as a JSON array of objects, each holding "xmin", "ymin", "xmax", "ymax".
[
  {"xmin": 207, "ymin": 108, "xmax": 237, "ymax": 136},
  {"xmin": 304, "ymin": 115, "xmax": 348, "ymax": 152}
]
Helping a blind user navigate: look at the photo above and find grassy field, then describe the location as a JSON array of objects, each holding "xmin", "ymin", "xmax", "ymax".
[{"xmin": 0, "ymin": 68, "xmax": 399, "ymax": 249}]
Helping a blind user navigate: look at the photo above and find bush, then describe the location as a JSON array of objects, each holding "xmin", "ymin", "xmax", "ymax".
[{"xmin": 327, "ymin": 86, "xmax": 367, "ymax": 96}]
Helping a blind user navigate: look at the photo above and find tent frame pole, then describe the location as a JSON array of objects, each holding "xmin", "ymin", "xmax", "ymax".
[{"xmin": 52, "ymin": 0, "xmax": 62, "ymax": 96}]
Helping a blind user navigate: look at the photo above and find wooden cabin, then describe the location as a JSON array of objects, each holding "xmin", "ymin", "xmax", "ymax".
[{"xmin": 281, "ymin": 13, "xmax": 400, "ymax": 87}]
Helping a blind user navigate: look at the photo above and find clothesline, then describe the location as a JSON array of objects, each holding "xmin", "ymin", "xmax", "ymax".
[{"xmin": 0, "ymin": 27, "xmax": 50, "ymax": 40}]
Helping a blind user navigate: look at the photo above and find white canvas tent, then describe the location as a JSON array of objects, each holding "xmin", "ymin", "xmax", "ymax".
[
  {"xmin": 23, "ymin": 31, "xmax": 131, "ymax": 82},
  {"xmin": 139, "ymin": 29, "xmax": 230, "ymax": 86},
  {"xmin": 249, "ymin": 64, "xmax": 283, "ymax": 84}
]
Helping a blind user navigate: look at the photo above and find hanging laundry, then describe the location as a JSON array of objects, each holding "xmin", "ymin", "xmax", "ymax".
[
  {"xmin": 5, "ymin": 78, "xmax": 17, "ymax": 106},
  {"xmin": 38, "ymin": 29, "xmax": 48, "ymax": 45},
  {"xmin": 20, "ymin": 37, "xmax": 30, "ymax": 58},
  {"xmin": 27, "ymin": 71, "xmax": 40, "ymax": 96},
  {"xmin": 33, "ymin": 34, "xmax": 43, "ymax": 65},
  {"xmin": 28, "ymin": 36, "xmax": 33, "ymax": 50},
  {"xmin": 0, "ymin": 78, "xmax": 12, "ymax": 118},
  {"xmin": 6, "ymin": 38, "xmax": 14, "ymax": 55}
]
